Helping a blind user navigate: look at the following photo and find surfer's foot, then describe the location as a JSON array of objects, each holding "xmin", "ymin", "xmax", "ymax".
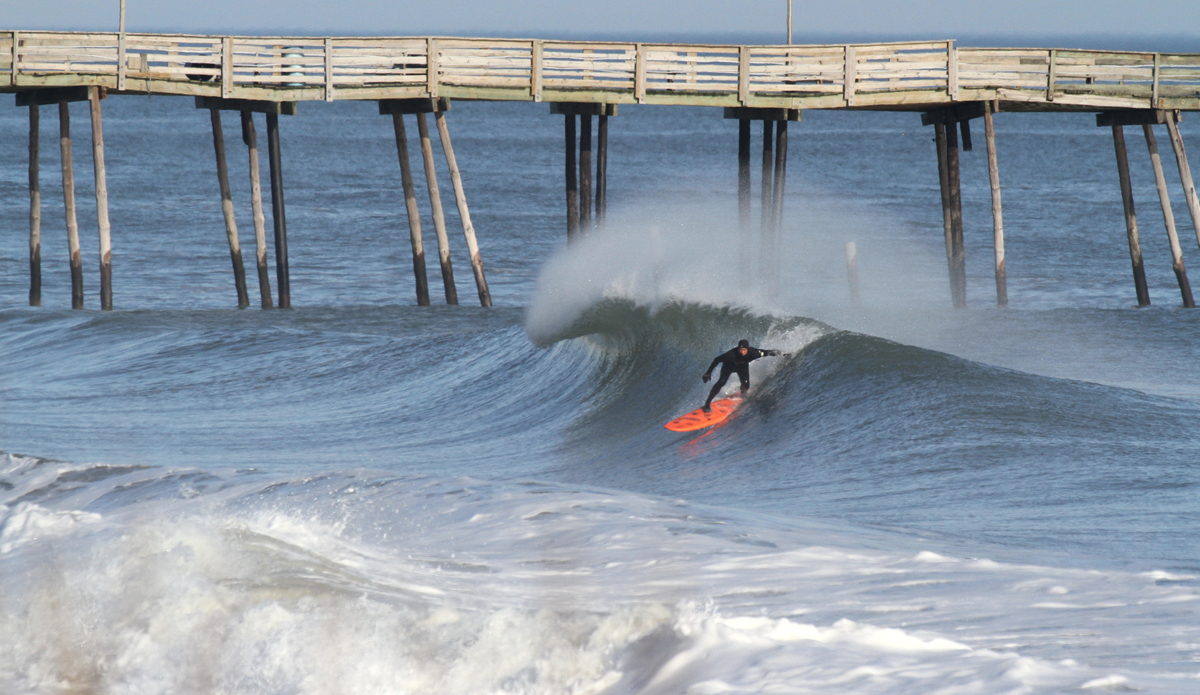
[{"xmin": 702, "ymin": 404, "xmax": 712, "ymax": 413}]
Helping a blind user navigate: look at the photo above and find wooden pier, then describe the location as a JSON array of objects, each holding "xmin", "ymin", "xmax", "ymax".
[{"xmin": 5, "ymin": 31, "xmax": 1200, "ymax": 309}]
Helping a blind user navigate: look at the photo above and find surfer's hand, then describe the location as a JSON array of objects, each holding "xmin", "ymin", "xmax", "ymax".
[{"xmin": 702, "ymin": 373, "xmax": 710, "ymax": 383}]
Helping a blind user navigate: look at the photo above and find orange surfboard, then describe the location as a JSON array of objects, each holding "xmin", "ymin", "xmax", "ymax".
[{"xmin": 664, "ymin": 395, "xmax": 743, "ymax": 432}]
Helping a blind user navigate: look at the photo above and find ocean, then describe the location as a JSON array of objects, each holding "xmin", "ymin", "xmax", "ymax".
[{"xmin": 1, "ymin": 85, "xmax": 1199, "ymax": 694}]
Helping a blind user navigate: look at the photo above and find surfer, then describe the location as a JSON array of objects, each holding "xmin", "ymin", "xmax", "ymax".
[{"xmin": 702, "ymin": 339, "xmax": 781, "ymax": 411}]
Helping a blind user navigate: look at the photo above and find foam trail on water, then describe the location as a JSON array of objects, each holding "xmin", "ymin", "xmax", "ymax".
[{"xmin": 3, "ymin": 456, "xmax": 1198, "ymax": 695}]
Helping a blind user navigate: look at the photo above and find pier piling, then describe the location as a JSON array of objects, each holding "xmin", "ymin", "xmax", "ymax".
[
  {"xmin": 738, "ymin": 119, "xmax": 752, "ymax": 280},
  {"xmin": 240, "ymin": 111, "xmax": 272, "ymax": 308},
  {"xmin": 1164, "ymin": 112, "xmax": 1200, "ymax": 252},
  {"xmin": 565, "ymin": 114, "xmax": 579, "ymax": 241},
  {"xmin": 59, "ymin": 103, "xmax": 83, "ymax": 309},
  {"xmin": 416, "ymin": 111, "xmax": 458, "ymax": 305},
  {"xmin": 209, "ymin": 109, "xmax": 250, "ymax": 307},
  {"xmin": 28, "ymin": 104, "xmax": 40, "ymax": 307},
  {"xmin": 983, "ymin": 102, "xmax": 1007, "ymax": 306},
  {"xmin": 266, "ymin": 112, "xmax": 291, "ymax": 308},
  {"xmin": 391, "ymin": 113, "xmax": 430, "ymax": 305},
  {"xmin": 945, "ymin": 113, "xmax": 967, "ymax": 308},
  {"xmin": 580, "ymin": 113, "xmax": 592, "ymax": 231},
  {"xmin": 596, "ymin": 113, "xmax": 609, "ymax": 225},
  {"xmin": 1143, "ymin": 123, "xmax": 1194, "ymax": 307},
  {"xmin": 770, "ymin": 119, "xmax": 789, "ymax": 296},
  {"xmin": 89, "ymin": 87, "xmax": 113, "ymax": 311},
  {"xmin": 1111, "ymin": 126, "xmax": 1151, "ymax": 306},
  {"xmin": 435, "ymin": 110, "xmax": 491, "ymax": 307}
]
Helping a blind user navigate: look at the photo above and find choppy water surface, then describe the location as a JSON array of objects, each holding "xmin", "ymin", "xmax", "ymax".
[{"xmin": 1, "ymin": 82, "xmax": 1199, "ymax": 694}]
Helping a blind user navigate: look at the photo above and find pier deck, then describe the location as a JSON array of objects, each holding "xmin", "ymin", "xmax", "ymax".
[{"xmin": 4, "ymin": 32, "xmax": 1199, "ymax": 112}]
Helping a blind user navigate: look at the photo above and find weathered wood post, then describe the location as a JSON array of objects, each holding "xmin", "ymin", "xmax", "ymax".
[
  {"xmin": 241, "ymin": 111, "xmax": 273, "ymax": 309},
  {"xmin": 1143, "ymin": 122, "xmax": 1195, "ymax": 307},
  {"xmin": 60, "ymin": 102, "xmax": 83, "ymax": 309},
  {"xmin": 596, "ymin": 111, "xmax": 609, "ymax": 225},
  {"xmin": 933, "ymin": 121, "xmax": 954, "ymax": 300},
  {"xmin": 208, "ymin": 109, "xmax": 250, "ymax": 307},
  {"xmin": 945, "ymin": 112, "xmax": 966, "ymax": 308},
  {"xmin": 1164, "ymin": 111, "xmax": 1200, "ymax": 251},
  {"xmin": 846, "ymin": 241, "xmax": 861, "ymax": 305},
  {"xmin": 435, "ymin": 109, "xmax": 492, "ymax": 307},
  {"xmin": 770, "ymin": 118, "xmax": 789, "ymax": 296},
  {"xmin": 761, "ymin": 119, "xmax": 774, "ymax": 236},
  {"xmin": 416, "ymin": 111, "xmax": 458, "ymax": 304},
  {"xmin": 738, "ymin": 118, "xmax": 752, "ymax": 280},
  {"xmin": 381, "ymin": 99, "xmax": 452, "ymax": 306},
  {"xmin": 565, "ymin": 113, "xmax": 579, "ymax": 241},
  {"xmin": 1108, "ymin": 123, "xmax": 1151, "ymax": 305},
  {"xmin": 392, "ymin": 112, "xmax": 430, "ymax": 306},
  {"xmin": 580, "ymin": 113, "xmax": 593, "ymax": 231},
  {"xmin": 266, "ymin": 111, "xmax": 291, "ymax": 308},
  {"xmin": 28, "ymin": 104, "xmax": 41, "ymax": 307},
  {"xmin": 89, "ymin": 87, "xmax": 113, "ymax": 311},
  {"xmin": 983, "ymin": 102, "xmax": 1007, "ymax": 306}
]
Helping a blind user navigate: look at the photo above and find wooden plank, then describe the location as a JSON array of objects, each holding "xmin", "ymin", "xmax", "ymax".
[
  {"xmin": 117, "ymin": 33, "xmax": 126, "ymax": 90},
  {"xmin": 324, "ymin": 38, "xmax": 333, "ymax": 101},
  {"xmin": 532, "ymin": 40, "xmax": 543, "ymax": 101},
  {"xmin": 635, "ymin": 44, "xmax": 646, "ymax": 103},
  {"xmin": 739, "ymin": 45, "xmax": 749, "ymax": 105},
  {"xmin": 844, "ymin": 46, "xmax": 856, "ymax": 106},
  {"xmin": 221, "ymin": 37, "xmax": 232, "ymax": 98},
  {"xmin": 427, "ymin": 37, "xmax": 438, "ymax": 97},
  {"xmin": 1152, "ymin": 52, "xmax": 1160, "ymax": 106}
]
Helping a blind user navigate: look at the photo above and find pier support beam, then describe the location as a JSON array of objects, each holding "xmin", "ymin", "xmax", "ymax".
[
  {"xmin": 28, "ymin": 104, "xmax": 41, "ymax": 307},
  {"xmin": 266, "ymin": 113, "xmax": 291, "ymax": 308},
  {"xmin": 198, "ymin": 97, "xmax": 297, "ymax": 308},
  {"xmin": 596, "ymin": 113, "xmax": 609, "ymax": 226},
  {"xmin": 945, "ymin": 114, "xmax": 966, "ymax": 308},
  {"xmin": 24, "ymin": 90, "xmax": 103, "ymax": 309},
  {"xmin": 416, "ymin": 112, "xmax": 458, "ymax": 304},
  {"xmin": 770, "ymin": 119, "xmax": 789, "ymax": 297},
  {"xmin": 566, "ymin": 114, "xmax": 578, "ymax": 240},
  {"xmin": 88, "ymin": 87, "xmax": 113, "ymax": 311},
  {"xmin": 738, "ymin": 119, "xmax": 752, "ymax": 280},
  {"xmin": 1164, "ymin": 112, "xmax": 1200, "ymax": 253},
  {"xmin": 1144, "ymin": 123, "xmax": 1194, "ymax": 307},
  {"xmin": 551, "ymin": 103, "xmax": 617, "ymax": 241},
  {"xmin": 983, "ymin": 102, "xmax": 1007, "ymax": 306},
  {"xmin": 580, "ymin": 113, "xmax": 592, "ymax": 231},
  {"xmin": 209, "ymin": 109, "xmax": 250, "ymax": 307},
  {"xmin": 60, "ymin": 103, "xmax": 83, "ymax": 309},
  {"xmin": 435, "ymin": 110, "xmax": 491, "ymax": 307},
  {"xmin": 1111, "ymin": 126, "xmax": 1151, "ymax": 306},
  {"xmin": 241, "ymin": 111, "xmax": 272, "ymax": 308}
]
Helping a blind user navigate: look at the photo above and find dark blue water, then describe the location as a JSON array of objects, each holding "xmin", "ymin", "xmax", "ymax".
[{"xmin": 2, "ymin": 92, "xmax": 1199, "ymax": 693}]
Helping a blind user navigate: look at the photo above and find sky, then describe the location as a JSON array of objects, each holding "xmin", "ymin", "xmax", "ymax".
[{"xmin": 5, "ymin": 0, "xmax": 1199, "ymax": 48}]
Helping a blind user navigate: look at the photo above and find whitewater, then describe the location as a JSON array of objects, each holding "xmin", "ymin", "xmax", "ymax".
[{"xmin": 2, "ymin": 94, "xmax": 1199, "ymax": 694}]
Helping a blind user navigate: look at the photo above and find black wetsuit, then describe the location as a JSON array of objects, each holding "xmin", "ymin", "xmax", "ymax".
[{"xmin": 703, "ymin": 346, "xmax": 780, "ymax": 407}]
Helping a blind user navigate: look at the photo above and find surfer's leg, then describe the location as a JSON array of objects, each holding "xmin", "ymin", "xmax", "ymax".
[
  {"xmin": 704, "ymin": 367, "xmax": 733, "ymax": 410},
  {"xmin": 737, "ymin": 365, "xmax": 750, "ymax": 396}
]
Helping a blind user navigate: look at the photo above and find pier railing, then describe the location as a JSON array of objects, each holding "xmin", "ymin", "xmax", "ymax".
[{"xmin": 3, "ymin": 32, "xmax": 1199, "ymax": 110}]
